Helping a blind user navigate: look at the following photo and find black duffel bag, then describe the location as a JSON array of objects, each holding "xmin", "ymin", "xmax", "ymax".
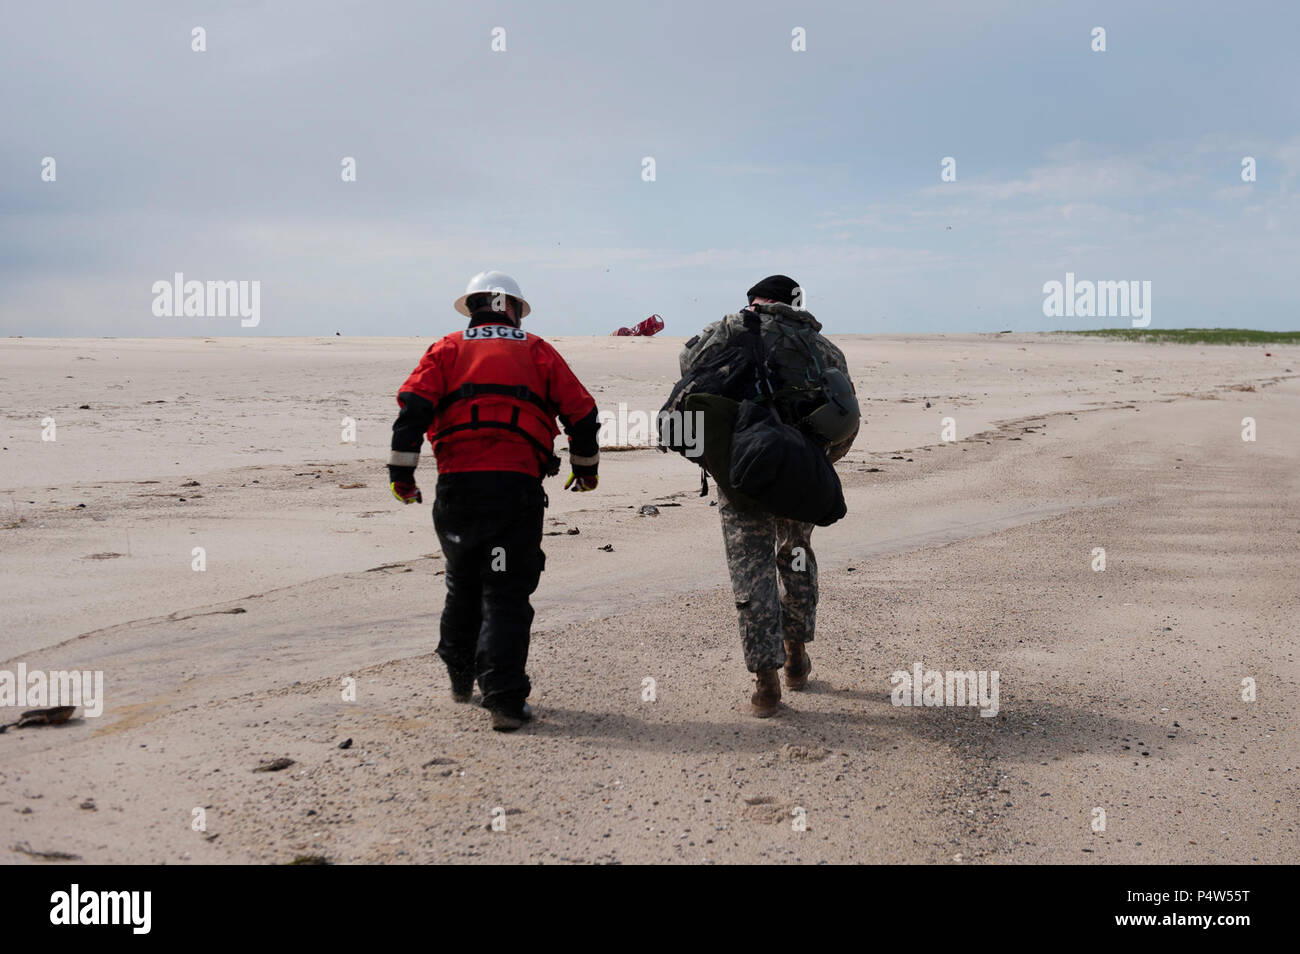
[{"xmin": 729, "ymin": 398, "xmax": 847, "ymax": 527}]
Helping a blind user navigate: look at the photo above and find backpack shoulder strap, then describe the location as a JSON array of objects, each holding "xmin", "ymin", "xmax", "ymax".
[{"xmin": 741, "ymin": 310, "xmax": 776, "ymax": 398}]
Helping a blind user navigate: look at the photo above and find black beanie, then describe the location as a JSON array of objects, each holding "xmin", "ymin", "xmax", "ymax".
[{"xmin": 746, "ymin": 274, "xmax": 800, "ymax": 305}]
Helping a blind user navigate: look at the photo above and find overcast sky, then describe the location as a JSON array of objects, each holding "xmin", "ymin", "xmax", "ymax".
[{"xmin": 2, "ymin": 0, "xmax": 1297, "ymax": 336}]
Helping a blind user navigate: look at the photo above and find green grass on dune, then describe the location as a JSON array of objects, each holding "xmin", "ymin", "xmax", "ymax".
[{"xmin": 1057, "ymin": 328, "xmax": 1300, "ymax": 345}]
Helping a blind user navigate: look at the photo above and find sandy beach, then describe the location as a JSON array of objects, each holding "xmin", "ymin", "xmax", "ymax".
[{"xmin": 1, "ymin": 333, "xmax": 1296, "ymax": 864}]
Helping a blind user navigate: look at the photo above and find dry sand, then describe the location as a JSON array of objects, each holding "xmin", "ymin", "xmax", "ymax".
[{"xmin": 1, "ymin": 332, "xmax": 1296, "ymax": 864}]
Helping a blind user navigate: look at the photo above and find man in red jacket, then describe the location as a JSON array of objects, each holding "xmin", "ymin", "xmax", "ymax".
[{"xmin": 388, "ymin": 271, "xmax": 600, "ymax": 731}]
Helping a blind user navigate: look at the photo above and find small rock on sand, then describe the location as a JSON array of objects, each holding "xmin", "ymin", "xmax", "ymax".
[{"xmin": 253, "ymin": 757, "xmax": 295, "ymax": 773}]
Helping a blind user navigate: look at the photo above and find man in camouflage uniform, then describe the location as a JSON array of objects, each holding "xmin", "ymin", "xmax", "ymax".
[{"xmin": 680, "ymin": 275, "xmax": 857, "ymax": 717}]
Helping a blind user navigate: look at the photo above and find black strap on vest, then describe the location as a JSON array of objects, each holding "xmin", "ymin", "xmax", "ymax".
[
  {"xmin": 431, "ymin": 405, "xmax": 561, "ymax": 477},
  {"xmin": 436, "ymin": 382, "xmax": 556, "ymax": 417}
]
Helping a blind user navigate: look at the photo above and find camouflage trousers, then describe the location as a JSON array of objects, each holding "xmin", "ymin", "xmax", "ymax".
[{"xmin": 717, "ymin": 491, "xmax": 818, "ymax": 672}]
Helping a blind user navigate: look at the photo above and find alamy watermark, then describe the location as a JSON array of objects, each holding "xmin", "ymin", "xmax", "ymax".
[
  {"xmin": 1, "ymin": 664, "xmax": 104, "ymax": 717},
  {"xmin": 50, "ymin": 884, "xmax": 150, "ymax": 934},
  {"xmin": 152, "ymin": 273, "xmax": 260, "ymax": 327},
  {"xmin": 599, "ymin": 403, "xmax": 705, "ymax": 458},
  {"xmin": 890, "ymin": 661, "xmax": 999, "ymax": 717},
  {"xmin": 1042, "ymin": 272, "xmax": 1151, "ymax": 327}
]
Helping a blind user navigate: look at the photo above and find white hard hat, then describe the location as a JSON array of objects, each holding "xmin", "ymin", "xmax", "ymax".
[{"xmin": 453, "ymin": 270, "xmax": 531, "ymax": 318}]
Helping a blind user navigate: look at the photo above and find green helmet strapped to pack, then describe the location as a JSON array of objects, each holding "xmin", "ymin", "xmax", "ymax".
[{"xmin": 802, "ymin": 366, "xmax": 859, "ymax": 444}]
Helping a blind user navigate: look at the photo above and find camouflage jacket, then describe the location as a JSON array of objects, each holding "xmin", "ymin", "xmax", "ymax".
[{"xmin": 679, "ymin": 303, "xmax": 858, "ymax": 462}]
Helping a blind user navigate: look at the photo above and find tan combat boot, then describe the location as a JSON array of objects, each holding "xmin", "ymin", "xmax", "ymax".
[
  {"xmin": 751, "ymin": 668, "xmax": 782, "ymax": 717},
  {"xmin": 784, "ymin": 640, "xmax": 812, "ymax": 690}
]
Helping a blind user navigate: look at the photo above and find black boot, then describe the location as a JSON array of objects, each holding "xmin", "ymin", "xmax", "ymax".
[
  {"xmin": 489, "ymin": 701, "xmax": 533, "ymax": 732},
  {"xmin": 448, "ymin": 668, "xmax": 474, "ymax": 704}
]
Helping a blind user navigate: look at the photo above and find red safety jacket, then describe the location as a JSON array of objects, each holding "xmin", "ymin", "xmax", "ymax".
[{"xmin": 398, "ymin": 323, "xmax": 597, "ymax": 477}]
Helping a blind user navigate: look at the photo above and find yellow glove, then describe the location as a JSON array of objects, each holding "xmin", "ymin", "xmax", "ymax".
[
  {"xmin": 564, "ymin": 473, "xmax": 598, "ymax": 492},
  {"xmin": 390, "ymin": 480, "xmax": 423, "ymax": 504}
]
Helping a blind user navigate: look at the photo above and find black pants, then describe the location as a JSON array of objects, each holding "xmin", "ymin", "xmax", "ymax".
[{"xmin": 432, "ymin": 471, "xmax": 546, "ymax": 710}]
